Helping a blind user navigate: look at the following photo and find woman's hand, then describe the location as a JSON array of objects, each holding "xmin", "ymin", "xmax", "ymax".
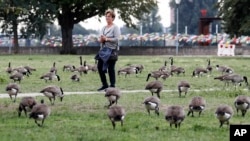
[{"xmin": 99, "ymin": 35, "xmax": 107, "ymax": 43}]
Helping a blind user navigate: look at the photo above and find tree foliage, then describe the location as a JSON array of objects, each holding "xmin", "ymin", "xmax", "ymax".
[
  {"xmin": 0, "ymin": 0, "xmax": 56, "ymax": 53},
  {"xmin": 217, "ymin": 0, "xmax": 250, "ymax": 37},
  {"xmin": 51, "ymin": 0, "xmax": 157, "ymax": 54}
]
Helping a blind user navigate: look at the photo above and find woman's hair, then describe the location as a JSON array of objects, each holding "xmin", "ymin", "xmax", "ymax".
[{"xmin": 105, "ymin": 9, "xmax": 115, "ymax": 19}]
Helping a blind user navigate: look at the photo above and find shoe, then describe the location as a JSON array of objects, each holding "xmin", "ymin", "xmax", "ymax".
[
  {"xmin": 97, "ymin": 85, "xmax": 108, "ymax": 91},
  {"xmin": 109, "ymin": 85, "xmax": 115, "ymax": 88}
]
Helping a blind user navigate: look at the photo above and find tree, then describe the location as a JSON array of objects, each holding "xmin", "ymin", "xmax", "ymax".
[
  {"xmin": 139, "ymin": 5, "xmax": 163, "ymax": 34},
  {"xmin": 51, "ymin": 0, "xmax": 157, "ymax": 54},
  {"xmin": 217, "ymin": 0, "xmax": 250, "ymax": 37},
  {"xmin": 0, "ymin": 0, "xmax": 26, "ymax": 53},
  {"xmin": 169, "ymin": 0, "xmax": 219, "ymax": 35},
  {"xmin": 0, "ymin": 0, "xmax": 56, "ymax": 53}
]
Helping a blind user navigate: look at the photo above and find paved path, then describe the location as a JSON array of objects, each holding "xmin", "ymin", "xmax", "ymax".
[{"xmin": 1, "ymin": 88, "xmax": 248, "ymax": 99}]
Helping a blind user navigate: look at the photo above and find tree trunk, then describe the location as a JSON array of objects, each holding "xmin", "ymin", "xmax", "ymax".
[
  {"xmin": 58, "ymin": 7, "xmax": 75, "ymax": 54},
  {"xmin": 12, "ymin": 19, "xmax": 19, "ymax": 54}
]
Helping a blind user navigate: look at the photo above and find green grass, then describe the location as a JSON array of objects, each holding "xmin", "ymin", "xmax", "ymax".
[{"xmin": 0, "ymin": 55, "xmax": 250, "ymax": 141}]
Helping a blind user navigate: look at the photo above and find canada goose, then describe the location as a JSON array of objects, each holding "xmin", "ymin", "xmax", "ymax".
[
  {"xmin": 9, "ymin": 72, "xmax": 24, "ymax": 83},
  {"xmin": 117, "ymin": 66, "xmax": 138, "ymax": 78},
  {"xmin": 177, "ymin": 80, "xmax": 191, "ymax": 97},
  {"xmin": 12, "ymin": 66, "xmax": 31, "ymax": 77},
  {"xmin": 171, "ymin": 67, "xmax": 185, "ymax": 76},
  {"xmin": 40, "ymin": 85, "xmax": 64, "ymax": 105},
  {"xmin": 40, "ymin": 72, "xmax": 60, "ymax": 83},
  {"xmin": 104, "ymin": 87, "xmax": 122, "ymax": 108},
  {"xmin": 89, "ymin": 60, "xmax": 98, "ymax": 73},
  {"xmin": 107, "ymin": 105, "xmax": 126, "ymax": 129},
  {"xmin": 29, "ymin": 99, "xmax": 51, "ymax": 127},
  {"xmin": 24, "ymin": 65, "xmax": 36, "ymax": 73},
  {"xmin": 70, "ymin": 74, "xmax": 80, "ymax": 82},
  {"xmin": 234, "ymin": 95, "xmax": 250, "ymax": 117},
  {"xmin": 6, "ymin": 62, "xmax": 12, "ymax": 74},
  {"xmin": 165, "ymin": 105, "xmax": 185, "ymax": 129},
  {"xmin": 215, "ymin": 104, "xmax": 233, "ymax": 128},
  {"xmin": 160, "ymin": 70, "xmax": 172, "ymax": 80},
  {"xmin": 63, "ymin": 65, "xmax": 75, "ymax": 72},
  {"xmin": 214, "ymin": 73, "xmax": 231, "ymax": 86},
  {"xmin": 169, "ymin": 57, "xmax": 185, "ymax": 76},
  {"xmin": 214, "ymin": 74, "xmax": 230, "ymax": 81},
  {"xmin": 146, "ymin": 70, "xmax": 163, "ymax": 81},
  {"xmin": 158, "ymin": 60, "xmax": 167, "ymax": 71},
  {"xmin": 220, "ymin": 74, "xmax": 248, "ymax": 89},
  {"xmin": 230, "ymin": 74, "xmax": 248, "ymax": 87},
  {"xmin": 130, "ymin": 64, "xmax": 144, "ymax": 73},
  {"xmin": 145, "ymin": 80, "xmax": 163, "ymax": 98},
  {"xmin": 18, "ymin": 96, "xmax": 37, "ymax": 117},
  {"xmin": 50, "ymin": 62, "xmax": 57, "ymax": 74},
  {"xmin": 215, "ymin": 65, "xmax": 233, "ymax": 74},
  {"xmin": 6, "ymin": 83, "xmax": 20, "ymax": 102},
  {"xmin": 192, "ymin": 67, "xmax": 208, "ymax": 77},
  {"xmin": 206, "ymin": 59, "xmax": 213, "ymax": 74},
  {"xmin": 187, "ymin": 96, "xmax": 206, "ymax": 117},
  {"xmin": 142, "ymin": 96, "xmax": 160, "ymax": 116}
]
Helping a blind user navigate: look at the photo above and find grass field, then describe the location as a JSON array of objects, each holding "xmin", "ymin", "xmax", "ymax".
[{"xmin": 0, "ymin": 55, "xmax": 250, "ymax": 141}]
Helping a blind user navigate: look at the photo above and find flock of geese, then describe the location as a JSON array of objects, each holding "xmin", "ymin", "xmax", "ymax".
[{"xmin": 2, "ymin": 56, "xmax": 250, "ymax": 129}]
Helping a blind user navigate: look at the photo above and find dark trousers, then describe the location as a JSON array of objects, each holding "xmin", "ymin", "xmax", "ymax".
[{"xmin": 97, "ymin": 59, "xmax": 116, "ymax": 87}]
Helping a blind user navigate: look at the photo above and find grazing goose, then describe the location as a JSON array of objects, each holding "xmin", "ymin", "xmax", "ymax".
[
  {"xmin": 215, "ymin": 104, "xmax": 233, "ymax": 128},
  {"xmin": 177, "ymin": 80, "xmax": 191, "ymax": 97},
  {"xmin": 145, "ymin": 80, "xmax": 163, "ymax": 98},
  {"xmin": 160, "ymin": 70, "xmax": 172, "ymax": 80},
  {"xmin": 192, "ymin": 67, "xmax": 208, "ymax": 77},
  {"xmin": 187, "ymin": 96, "xmax": 206, "ymax": 117},
  {"xmin": 130, "ymin": 64, "xmax": 144, "ymax": 73},
  {"xmin": 18, "ymin": 96, "xmax": 37, "ymax": 117},
  {"xmin": 29, "ymin": 99, "xmax": 51, "ymax": 127},
  {"xmin": 221, "ymin": 74, "xmax": 248, "ymax": 89},
  {"xmin": 214, "ymin": 73, "xmax": 231, "ymax": 86},
  {"xmin": 206, "ymin": 59, "xmax": 213, "ymax": 74},
  {"xmin": 146, "ymin": 70, "xmax": 163, "ymax": 81},
  {"xmin": 50, "ymin": 62, "xmax": 57, "ymax": 74},
  {"xmin": 215, "ymin": 65, "xmax": 233, "ymax": 74},
  {"xmin": 165, "ymin": 105, "xmax": 185, "ymax": 129},
  {"xmin": 234, "ymin": 95, "xmax": 250, "ymax": 117},
  {"xmin": 23, "ymin": 65, "xmax": 36, "ymax": 75},
  {"xmin": 171, "ymin": 67, "xmax": 185, "ymax": 76},
  {"xmin": 117, "ymin": 66, "xmax": 138, "ymax": 78},
  {"xmin": 89, "ymin": 60, "xmax": 98, "ymax": 73},
  {"xmin": 6, "ymin": 62, "xmax": 12, "ymax": 74},
  {"xmin": 104, "ymin": 87, "xmax": 122, "ymax": 108},
  {"xmin": 13, "ymin": 67, "xmax": 31, "ymax": 77},
  {"xmin": 169, "ymin": 57, "xmax": 185, "ymax": 76},
  {"xmin": 63, "ymin": 64, "xmax": 75, "ymax": 72},
  {"xmin": 70, "ymin": 74, "xmax": 80, "ymax": 82},
  {"xmin": 158, "ymin": 60, "xmax": 167, "ymax": 71},
  {"xmin": 40, "ymin": 72, "xmax": 60, "ymax": 83},
  {"xmin": 9, "ymin": 72, "xmax": 24, "ymax": 83},
  {"xmin": 6, "ymin": 83, "xmax": 20, "ymax": 102},
  {"xmin": 142, "ymin": 96, "xmax": 160, "ymax": 116},
  {"xmin": 40, "ymin": 85, "xmax": 64, "ymax": 105},
  {"xmin": 107, "ymin": 105, "xmax": 126, "ymax": 129}
]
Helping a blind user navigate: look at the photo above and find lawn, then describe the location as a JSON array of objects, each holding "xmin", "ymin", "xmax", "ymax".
[{"xmin": 0, "ymin": 55, "xmax": 249, "ymax": 141}]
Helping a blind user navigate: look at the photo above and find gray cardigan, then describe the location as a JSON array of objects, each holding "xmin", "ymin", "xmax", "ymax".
[{"xmin": 100, "ymin": 24, "xmax": 120, "ymax": 50}]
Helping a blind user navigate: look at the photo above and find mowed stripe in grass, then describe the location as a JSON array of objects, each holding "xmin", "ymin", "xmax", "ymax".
[{"xmin": 0, "ymin": 55, "xmax": 250, "ymax": 141}]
